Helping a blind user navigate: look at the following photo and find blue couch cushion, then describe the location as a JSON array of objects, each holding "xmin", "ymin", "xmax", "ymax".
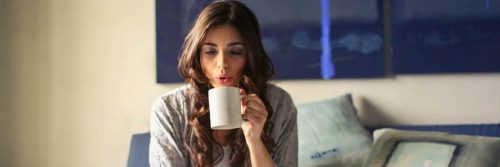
[{"xmin": 127, "ymin": 133, "xmax": 150, "ymax": 167}]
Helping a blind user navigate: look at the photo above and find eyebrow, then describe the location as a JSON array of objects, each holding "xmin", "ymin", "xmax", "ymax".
[{"xmin": 202, "ymin": 42, "xmax": 244, "ymax": 47}]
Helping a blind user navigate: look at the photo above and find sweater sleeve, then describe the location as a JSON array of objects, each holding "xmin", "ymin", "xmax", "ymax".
[
  {"xmin": 149, "ymin": 95, "xmax": 190, "ymax": 167},
  {"xmin": 271, "ymin": 90, "xmax": 298, "ymax": 167}
]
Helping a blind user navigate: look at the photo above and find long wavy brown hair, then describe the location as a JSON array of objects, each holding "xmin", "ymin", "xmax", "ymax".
[{"xmin": 177, "ymin": 1, "xmax": 275, "ymax": 167}]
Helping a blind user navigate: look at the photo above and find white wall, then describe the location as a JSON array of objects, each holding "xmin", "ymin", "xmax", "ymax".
[
  {"xmin": 1, "ymin": 0, "xmax": 170, "ymax": 166},
  {"xmin": 0, "ymin": 0, "xmax": 499, "ymax": 167},
  {"xmin": 277, "ymin": 75, "xmax": 500, "ymax": 125}
]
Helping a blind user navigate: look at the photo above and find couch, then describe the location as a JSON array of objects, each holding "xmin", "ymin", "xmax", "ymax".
[{"xmin": 128, "ymin": 94, "xmax": 500, "ymax": 167}]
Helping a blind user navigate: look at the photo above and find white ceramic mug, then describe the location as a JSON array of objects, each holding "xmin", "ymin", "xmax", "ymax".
[{"xmin": 208, "ymin": 87, "xmax": 242, "ymax": 129}]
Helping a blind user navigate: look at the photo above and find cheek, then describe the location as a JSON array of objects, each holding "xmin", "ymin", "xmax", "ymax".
[
  {"xmin": 237, "ymin": 61, "xmax": 246, "ymax": 73},
  {"xmin": 200, "ymin": 56, "xmax": 212, "ymax": 77},
  {"xmin": 235, "ymin": 57, "xmax": 247, "ymax": 75},
  {"xmin": 239, "ymin": 55, "xmax": 248, "ymax": 71}
]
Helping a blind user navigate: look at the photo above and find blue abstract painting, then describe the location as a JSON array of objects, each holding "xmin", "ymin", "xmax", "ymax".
[
  {"xmin": 156, "ymin": 0, "xmax": 386, "ymax": 83},
  {"xmin": 392, "ymin": 0, "xmax": 500, "ymax": 74}
]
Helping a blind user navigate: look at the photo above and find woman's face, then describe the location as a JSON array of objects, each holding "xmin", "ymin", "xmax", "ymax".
[{"xmin": 200, "ymin": 24, "xmax": 247, "ymax": 88}]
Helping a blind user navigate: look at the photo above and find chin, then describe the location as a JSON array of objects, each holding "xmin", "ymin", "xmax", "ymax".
[
  {"xmin": 215, "ymin": 84, "xmax": 237, "ymax": 88},
  {"xmin": 211, "ymin": 82, "xmax": 237, "ymax": 88}
]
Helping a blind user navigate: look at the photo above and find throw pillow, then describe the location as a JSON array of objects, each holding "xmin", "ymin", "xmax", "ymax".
[
  {"xmin": 297, "ymin": 94, "xmax": 372, "ymax": 167},
  {"xmin": 364, "ymin": 128, "xmax": 500, "ymax": 167}
]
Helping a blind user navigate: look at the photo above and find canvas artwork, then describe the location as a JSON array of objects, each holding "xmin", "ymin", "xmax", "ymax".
[
  {"xmin": 391, "ymin": 0, "xmax": 500, "ymax": 74},
  {"xmin": 156, "ymin": 0, "xmax": 386, "ymax": 83}
]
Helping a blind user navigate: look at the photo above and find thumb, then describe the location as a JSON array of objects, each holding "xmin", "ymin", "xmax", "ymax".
[
  {"xmin": 240, "ymin": 88, "xmax": 248, "ymax": 107},
  {"xmin": 239, "ymin": 88, "xmax": 247, "ymax": 96}
]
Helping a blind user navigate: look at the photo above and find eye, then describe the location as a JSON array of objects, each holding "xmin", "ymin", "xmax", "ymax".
[
  {"xmin": 228, "ymin": 49, "xmax": 243, "ymax": 56},
  {"xmin": 205, "ymin": 50, "xmax": 217, "ymax": 56},
  {"xmin": 229, "ymin": 51, "xmax": 242, "ymax": 55}
]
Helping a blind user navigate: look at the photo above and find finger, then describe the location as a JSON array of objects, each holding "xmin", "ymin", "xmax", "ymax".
[
  {"xmin": 246, "ymin": 94, "xmax": 265, "ymax": 107},
  {"xmin": 242, "ymin": 104, "xmax": 258, "ymax": 121},
  {"xmin": 240, "ymin": 89, "xmax": 249, "ymax": 107},
  {"xmin": 241, "ymin": 95, "xmax": 248, "ymax": 106},
  {"xmin": 241, "ymin": 105, "xmax": 253, "ymax": 122},
  {"xmin": 244, "ymin": 103, "xmax": 267, "ymax": 118},
  {"xmin": 242, "ymin": 95, "xmax": 267, "ymax": 118},
  {"xmin": 242, "ymin": 110, "xmax": 261, "ymax": 124},
  {"xmin": 243, "ymin": 98, "xmax": 266, "ymax": 118},
  {"xmin": 242, "ymin": 106, "xmax": 267, "ymax": 123},
  {"xmin": 242, "ymin": 95, "xmax": 265, "ymax": 110}
]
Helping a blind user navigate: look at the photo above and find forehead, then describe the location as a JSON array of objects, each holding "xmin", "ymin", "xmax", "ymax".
[{"xmin": 203, "ymin": 24, "xmax": 243, "ymax": 44}]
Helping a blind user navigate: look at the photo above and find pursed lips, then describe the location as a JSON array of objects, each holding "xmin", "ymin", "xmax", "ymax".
[{"xmin": 215, "ymin": 74, "xmax": 232, "ymax": 85}]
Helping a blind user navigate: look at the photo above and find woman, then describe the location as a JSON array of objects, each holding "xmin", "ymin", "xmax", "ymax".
[{"xmin": 149, "ymin": 1, "xmax": 297, "ymax": 167}]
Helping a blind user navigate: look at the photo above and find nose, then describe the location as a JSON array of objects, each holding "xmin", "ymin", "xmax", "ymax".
[{"xmin": 216, "ymin": 53, "xmax": 229, "ymax": 69}]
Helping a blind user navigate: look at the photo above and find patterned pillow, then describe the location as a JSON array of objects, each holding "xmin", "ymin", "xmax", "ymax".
[
  {"xmin": 364, "ymin": 129, "xmax": 500, "ymax": 167},
  {"xmin": 297, "ymin": 94, "xmax": 372, "ymax": 167}
]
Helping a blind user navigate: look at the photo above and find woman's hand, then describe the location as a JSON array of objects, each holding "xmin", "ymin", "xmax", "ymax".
[
  {"xmin": 240, "ymin": 89, "xmax": 274, "ymax": 167},
  {"xmin": 240, "ymin": 89, "xmax": 268, "ymax": 144}
]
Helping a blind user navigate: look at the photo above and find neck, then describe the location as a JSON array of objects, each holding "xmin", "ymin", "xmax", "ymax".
[{"xmin": 212, "ymin": 129, "xmax": 232, "ymax": 146}]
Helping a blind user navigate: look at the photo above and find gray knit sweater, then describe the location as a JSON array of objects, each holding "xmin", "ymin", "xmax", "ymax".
[{"xmin": 149, "ymin": 84, "xmax": 298, "ymax": 167}]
